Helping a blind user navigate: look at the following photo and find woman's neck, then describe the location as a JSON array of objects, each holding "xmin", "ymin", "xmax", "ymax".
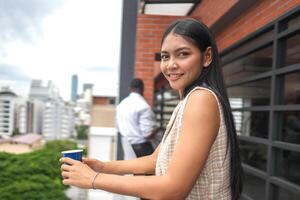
[{"xmin": 179, "ymin": 90, "xmax": 183, "ymax": 100}]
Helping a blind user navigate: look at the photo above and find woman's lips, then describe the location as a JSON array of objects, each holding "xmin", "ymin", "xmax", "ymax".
[{"xmin": 168, "ymin": 73, "xmax": 183, "ymax": 81}]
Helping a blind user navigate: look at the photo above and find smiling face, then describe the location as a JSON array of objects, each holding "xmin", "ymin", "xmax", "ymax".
[{"xmin": 160, "ymin": 33, "xmax": 206, "ymax": 97}]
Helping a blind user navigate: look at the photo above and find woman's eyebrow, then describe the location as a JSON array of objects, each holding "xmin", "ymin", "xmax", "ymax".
[
  {"xmin": 161, "ymin": 47, "xmax": 190, "ymax": 54},
  {"xmin": 175, "ymin": 47, "xmax": 190, "ymax": 52}
]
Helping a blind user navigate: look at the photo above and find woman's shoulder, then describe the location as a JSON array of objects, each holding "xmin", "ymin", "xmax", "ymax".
[
  {"xmin": 181, "ymin": 87, "xmax": 220, "ymax": 125},
  {"xmin": 184, "ymin": 87, "xmax": 219, "ymax": 109}
]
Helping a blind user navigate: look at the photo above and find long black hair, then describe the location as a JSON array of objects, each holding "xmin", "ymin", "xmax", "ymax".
[{"xmin": 161, "ymin": 18, "xmax": 243, "ymax": 200}]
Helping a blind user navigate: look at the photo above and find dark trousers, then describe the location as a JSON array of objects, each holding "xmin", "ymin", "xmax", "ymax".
[
  {"xmin": 131, "ymin": 141, "xmax": 154, "ymax": 200},
  {"xmin": 131, "ymin": 141, "xmax": 154, "ymax": 158}
]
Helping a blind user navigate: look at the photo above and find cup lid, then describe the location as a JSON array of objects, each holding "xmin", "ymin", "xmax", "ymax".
[{"xmin": 61, "ymin": 149, "xmax": 83, "ymax": 154}]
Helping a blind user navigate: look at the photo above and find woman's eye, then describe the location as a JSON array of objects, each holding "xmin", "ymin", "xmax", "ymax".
[
  {"xmin": 161, "ymin": 55, "xmax": 169, "ymax": 60},
  {"xmin": 178, "ymin": 52, "xmax": 189, "ymax": 57}
]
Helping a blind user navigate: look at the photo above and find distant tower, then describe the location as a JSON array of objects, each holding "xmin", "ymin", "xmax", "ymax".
[
  {"xmin": 71, "ymin": 75, "xmax": 78, "ymax": 102},
  {"xmin": 83, "ymin": 83, "xmax": 94, "ymax": 93}
]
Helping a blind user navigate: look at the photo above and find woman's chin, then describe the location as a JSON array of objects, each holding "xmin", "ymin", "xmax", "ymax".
[{"xmin": 169, "ymin": 83, "xmax": 182, "ymax": 91}]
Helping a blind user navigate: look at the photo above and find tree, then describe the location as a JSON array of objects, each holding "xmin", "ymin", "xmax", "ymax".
[
  {"xmin": 0, "ymin": 140, "xmax": 79, "ymax": 200},
  {"xmin": 12, "ymin": 127, "xmax": 20, "ymax": 136},
  {"xmin": 76, "ymin": 125, "xmax": 89, "ymax": 139}
]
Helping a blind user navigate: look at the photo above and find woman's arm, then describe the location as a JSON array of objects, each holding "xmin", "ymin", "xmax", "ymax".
[
  {"xmin": 100, "ymin": 144, "xmax": 160, "ymax": 175},
  {"xmin": 78, "ymin": 144, "xmax": 160, "ymax": 175},
  {"xmin": 61, "ymin": 90, "xmax": 219, "ymax": 199}
]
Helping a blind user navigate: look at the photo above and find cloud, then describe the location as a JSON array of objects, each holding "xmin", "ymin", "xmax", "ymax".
[
  {"xmin": 0, "ymin": 63, "xmax": 31, "ymax": 96},
  {"xmin": 0, "ymin": 0, "xmax": 63, "ymax": 45},
  {"xmin": 0, "ymin": 63, "xmax": 30, "ymax": 81},
  {"xmin": 82, "ymin": 66, "xmax": 115, "ymax": 72}
]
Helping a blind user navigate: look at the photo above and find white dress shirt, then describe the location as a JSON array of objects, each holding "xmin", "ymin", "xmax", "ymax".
[{"xmin": 116, "ymin": 92, "xmax": 155, "ymax": 144}]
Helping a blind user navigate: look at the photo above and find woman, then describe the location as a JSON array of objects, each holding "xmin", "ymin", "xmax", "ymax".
[{"xmin": 60, "ymin": 18, "xmax": 243, "ymax": 200}]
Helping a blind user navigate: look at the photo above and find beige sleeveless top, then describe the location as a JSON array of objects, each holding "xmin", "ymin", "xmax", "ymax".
[{"xmin": 155, "ymin": 87, "xmax": 231, "ymax": 200}]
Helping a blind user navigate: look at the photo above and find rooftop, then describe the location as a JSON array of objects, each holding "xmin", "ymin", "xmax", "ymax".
[{"xmin": 12, "ymin": 133, "xmax": 43, "ymax": 145}]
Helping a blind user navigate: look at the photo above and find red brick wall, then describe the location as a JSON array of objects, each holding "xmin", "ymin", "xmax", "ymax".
[
  {"xmin": 192, "ymin": 0, "xmax": 300, "ymax": 51},
  {"xmin": 217, "ymin": 0, "xmax": 300, "ymax": 51},
  {"xmin": 191, "ymin": 0, "xmax": 238, "ymax": 27},
  {"xmin": 135, "ymin": 15, "xmax": 184, "ymax": 106},
  {"xmin": 93, "ymin": 97, "xmax": 110, "ymax": 105}
]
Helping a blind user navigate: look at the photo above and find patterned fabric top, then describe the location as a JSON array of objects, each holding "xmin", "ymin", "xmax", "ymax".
[{"xmin": 155, "ymin": 87, "xmax": 231, "ymax": 200}]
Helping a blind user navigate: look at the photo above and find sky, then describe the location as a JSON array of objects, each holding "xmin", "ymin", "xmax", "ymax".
[{"xmin": 0, "ymin": 0, "xmax": 123, "ymax": 100}]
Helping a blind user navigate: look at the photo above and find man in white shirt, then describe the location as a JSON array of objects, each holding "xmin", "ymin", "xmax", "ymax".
[{"xmin": 116, "ymin": 78, "xmax": 157, "ymax": 159}]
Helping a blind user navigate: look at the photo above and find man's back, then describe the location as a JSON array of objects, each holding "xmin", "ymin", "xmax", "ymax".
[{"xmin": 116, "ymin": 92, "xmax": 155, "ymax": 144}]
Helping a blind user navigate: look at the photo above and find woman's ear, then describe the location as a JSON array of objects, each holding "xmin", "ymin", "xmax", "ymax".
[{"xmin": 203, "ymin": 47, "xmax": 213, "ymax": 67}]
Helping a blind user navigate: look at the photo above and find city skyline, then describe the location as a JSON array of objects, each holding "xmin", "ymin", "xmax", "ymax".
[{"xmin": 0, "ymin": 0, "xmax": 122, "ymax": 101}]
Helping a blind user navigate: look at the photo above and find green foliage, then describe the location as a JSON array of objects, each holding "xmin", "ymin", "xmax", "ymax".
[
  {"xmin": 12, "ymin": 127, "xmax": 20, "ymax": 136},
  {"xmin": 0, "ymin": 140, "xmax": 79, "ymax": 200},
  {"xmin": 76, "ymin": 125, "xmax": 89, "ymax": 139}
]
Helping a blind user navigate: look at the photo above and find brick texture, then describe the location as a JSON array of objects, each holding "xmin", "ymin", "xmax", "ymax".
[
  {"xmin": 191, "ymin": 0, "xmax": 238, "ymax": 27},
  {"xmin": 191, "ymin": 0, "xmax": 300, "ymax": 51}
]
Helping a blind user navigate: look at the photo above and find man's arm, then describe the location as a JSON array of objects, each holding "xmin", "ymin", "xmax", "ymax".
[{"xmin": 145, "ymin": 126, "xmax": 161, "ymax": 140}]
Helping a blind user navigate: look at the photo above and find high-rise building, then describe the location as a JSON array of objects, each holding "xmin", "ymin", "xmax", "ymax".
[
  {"xmin": 16, "ymin": 99, "xmax": 44, "ymax": 134},
  {"xmin": 71, "ymin": 75, "xmax": 78, "ymax": 102},
  {"xmin": 31, "ymin": 100, "xmax": 44, "ymax": 134},
  {"xmin": 28, "ymin": 79, "xmax": 75, "ymax": 139},
  {"xmin": 42, "ymin": 100, "xmax": 74, "ymax": 140},
  {"xmin": 16, "ymin": 100, "xmax": 33, "ymax": 134},
  {"xmin": 29, "ymin": 80, "xmax": 58, "ymax": 101},
  {"xmin": 83, "ymin": 83, "xmax": 93, "ymax": 93},
  {"xmin": 0, "ymin": 89, "xmax": 17, "ymax": 136}
]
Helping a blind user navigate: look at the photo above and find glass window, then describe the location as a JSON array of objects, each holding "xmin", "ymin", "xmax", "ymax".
[
  {"xmin": 280, "ymin": 33, "xmax": 300, "ymax": 67},
  {"xmin": 276, "ymin": 111, "xmax": 300, "ymax": 145},
  {"xmin": 243, "ymin": 171, "xmax": 265, "ymax": 200},
  {"xmin": 227, "ymin": 78, "xmax": 271, "ymax": 107},
  {"xmin": 273, "ymin": 185, "xmax": 300, "ymax": 200},
  {"xmin": 223, "ymin": 45, "xmax": 273, "ymax": 84},
  {"xmin": 233, "ymin": 111, "xmax": 269, "ymax": 138},
  {"xmin": 240, "ymin": 140, "xmax": 267, "ymax": 171},
  {"xmin": 278, "ymin": 71, "xmax": 300, "ymax": 105},
  {"xmin": 280, "ymin": 12, "xmax": 300, "ymax": 32},
  {"xmin": 275, "ymin": 149, "xmax": 300, "ymax": 185}
]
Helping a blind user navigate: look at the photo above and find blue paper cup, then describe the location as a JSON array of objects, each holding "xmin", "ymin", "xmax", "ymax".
[{"xmin": 61, "ymin": 149, "xmax": 83, "ymax": 162}]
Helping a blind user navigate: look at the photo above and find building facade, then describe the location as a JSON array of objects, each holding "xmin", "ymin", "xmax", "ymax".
[
  {"xmin": 83, "ymin": 83, "xmax": 94, "ymax": 93},
  {"xmin": 43, "ymin": 100, "xmax": 74, "ymax": 140},
  {"xmin": 29, "ymin": 80, "xmax": 58, "ymax": 102},
  {"xmin": 28, "ymin": 79, "xmax": 75, "ymax": 140},
  {"xmin": 16, "ymin": 100, "xmax": 33, "ymax": 134},
  {"xmin": 0, "ymin": 90, "xmax": 17, "ymax": 136}
]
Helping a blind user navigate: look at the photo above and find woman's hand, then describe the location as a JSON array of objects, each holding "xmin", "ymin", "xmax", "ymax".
[
  {"xmin": 82, "ymin": 157, "xmax": 104, "ymax": 172},
  {"xmin": 60, "ymin": 157, "xmax": 97, "ymax": 189}
]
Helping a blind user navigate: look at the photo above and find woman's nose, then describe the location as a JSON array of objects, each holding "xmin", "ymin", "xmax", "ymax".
[{"xmin": 167, "ymin": 60, "xmax": 179, "ymax": 70}]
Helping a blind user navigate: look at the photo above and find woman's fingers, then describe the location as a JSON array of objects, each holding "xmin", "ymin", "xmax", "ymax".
[
  {"xmin": 60, "ymin": 157, "xmax": 79, "ymax": 165},
  {"xmin": 61, "ymin": 171, "xmax": 70, "ymax": 179},
  {"xmin": 62, "ymin": 178, "xmax": 71, "ymax": 185},
  {"xmin": 61, "ymin": 163, "xmax": 72, "ymax": 171}
]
